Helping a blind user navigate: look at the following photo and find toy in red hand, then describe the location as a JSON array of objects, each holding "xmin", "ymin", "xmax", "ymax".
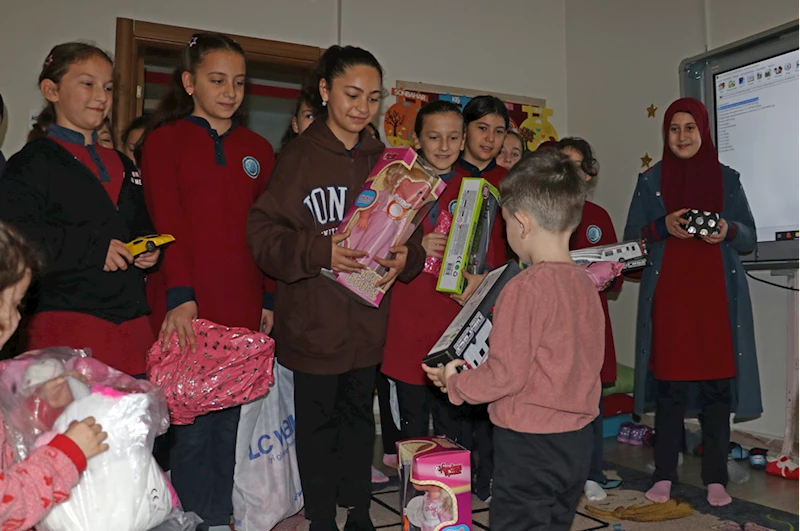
[{"xmin": 424, "ymin": 209, "xmax": 452, "ymax": 277}]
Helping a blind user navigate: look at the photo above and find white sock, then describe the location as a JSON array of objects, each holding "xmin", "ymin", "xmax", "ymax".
[{"xmin": 584, "ymin": 480, "xmax": 607, "ymax": 501}]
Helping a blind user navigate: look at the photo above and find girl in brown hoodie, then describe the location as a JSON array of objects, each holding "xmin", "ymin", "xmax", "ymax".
[{"xmin": 247, "ymin": 46, "xmax": 425, "ymax": 531}]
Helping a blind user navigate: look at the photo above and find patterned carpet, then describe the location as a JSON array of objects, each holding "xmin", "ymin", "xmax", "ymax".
[{"xmin": 270, "ymin": 465, "xmax": 799, "ymax": 531}]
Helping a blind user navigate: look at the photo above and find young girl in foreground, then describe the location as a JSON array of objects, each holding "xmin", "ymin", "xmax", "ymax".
[
  {"xmin": 0, "ymin": 42, "xmax": 157, "ymax": 376},
  {"xmin": 248, "ymin": 45, "xmax": 425, "ymax": 531},
  {"xmin": 0, "ymin": 221, "xmax": 109, "ymax": 531},
  {"xmin": 138, "ymin": 33, "xmax": 275, "ymax": 529}
]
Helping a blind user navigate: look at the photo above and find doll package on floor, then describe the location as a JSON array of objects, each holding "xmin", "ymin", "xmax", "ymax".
[
  {"xmin": 397, "ymin": 437, "xmax": 471, "ymax": 531},
  {"xmin": 0, "ymin": 347, "xmax": 200, "ymax": 531},
  {"xmin": 327, "ymin": 147, "xmax": 446, "ymax": 307},
  {"xmin": 147, "ymin": 319, "xmax": 276, "ymax": 425}
]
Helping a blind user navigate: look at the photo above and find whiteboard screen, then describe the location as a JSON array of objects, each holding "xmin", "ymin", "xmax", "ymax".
[{"xmin": 713, "ymin": 50, "xmax": 799, "ymax": 242}]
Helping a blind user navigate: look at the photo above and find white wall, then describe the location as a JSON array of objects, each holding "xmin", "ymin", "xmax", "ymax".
[
  {"xmin": 566, "ymin": 0, "xmax": 798, "ymax": 438},
  {"xmin": 340, "ymin": 0, "xmax": 568, "ymax": 138}
]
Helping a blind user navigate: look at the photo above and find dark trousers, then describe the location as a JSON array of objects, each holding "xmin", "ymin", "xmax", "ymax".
[
  {"xmin": 654, "ymin": 379, "xmax": 731, "ymax": 486},
  {"xmin": 294, "ymin": 366, "xmax": 376, "ymax": 522},
  {"xmin": 588, "ymin": 391, "xmax": 606, "ymax": 483},
  {"xmin": 170, "ymin": 406, "xmax": 240, "ymax": 529},
  {"xmin": 492, "ymin": 425, "xmax": 591, "ymax": 531},
  {"xmin": 395, "ymin": 379, "xmax": 461, "ymax": 442},
  {"xmin": 460, "ymin": 404, "xmax": 493, "ymax": 498},
  {"xmin": 376, "ymin": 368, "xmax": 401, "ymax": 455}
]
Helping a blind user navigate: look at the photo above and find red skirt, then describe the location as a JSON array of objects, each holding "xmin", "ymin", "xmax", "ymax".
[
  {"xmin": 651, "ymin": 238, "xmax": 735, "ymax": 381},
  {"xmin": 26, "ymin": 312, "xmax": 154, "ymax": 376},
  {"xmin": 382, "ymin": 272, "xmax": 462, "ymax": 385}
]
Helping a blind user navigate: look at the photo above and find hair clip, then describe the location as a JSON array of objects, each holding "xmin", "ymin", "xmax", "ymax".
[
  {"xmin": 189, "ymin": 37, "xmax": 198, "ymax": 47},
  {"xmin": 44, "ymin": 54, "xmax": 53, "ymax": 67}
]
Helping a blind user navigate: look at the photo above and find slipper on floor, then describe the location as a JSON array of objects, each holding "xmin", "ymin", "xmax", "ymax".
[
  {"xmin": 749, "ymin": 448, "xmax": 768, "ymax": 470},
  {"xmin": 730, "ymin": 442, "xmax": 750, "ymax": 460}
]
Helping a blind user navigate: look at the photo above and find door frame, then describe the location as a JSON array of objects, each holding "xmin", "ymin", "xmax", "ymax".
[{"xmin": 113, "ymin": 18, "xmax": 325, "ymax": 142}]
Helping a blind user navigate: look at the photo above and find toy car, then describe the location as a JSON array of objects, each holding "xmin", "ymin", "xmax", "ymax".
[{"xmin": 125, "ymin": 234, "xmax": 175, "ymax": 257}]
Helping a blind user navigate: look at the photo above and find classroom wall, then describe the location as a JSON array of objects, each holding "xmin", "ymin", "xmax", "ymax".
[
  {"xmin": 0, "ymin": 0, "xmax": 568, "ymax": 157},
  {"xmin": 565, "ymin": 0, "xmax": 798, "ymax": 438}
]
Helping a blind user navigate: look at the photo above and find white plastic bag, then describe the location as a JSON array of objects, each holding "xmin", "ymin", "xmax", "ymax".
[
  {"xmin": 41, "ymin": 391, "xmax": 174, "ymax": 531},
  {"xmin": 233, "ymin": 363, "xmax": 303, "ymax": 530}
]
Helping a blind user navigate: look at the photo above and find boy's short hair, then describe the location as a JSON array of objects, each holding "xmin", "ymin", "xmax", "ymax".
[
  {"xmin": 499, "ymin": 148, "xmax": 586, "ymax": 233},
  {"xmin": 414, "ymin": 100, "xmax": 464, "ymax": 137}
]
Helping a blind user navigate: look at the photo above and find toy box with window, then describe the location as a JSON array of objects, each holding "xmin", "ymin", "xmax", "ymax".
[
  {"xmin": 397, "ymin": 437, "xmax": 471, "ymax": 531},
  {"xmin": 327, "ymin": 148, "xmax": 445, "ymax": 307},
  {"xmin": 436, "ymin": 178, "xmax": 499, "ymax": 295}
]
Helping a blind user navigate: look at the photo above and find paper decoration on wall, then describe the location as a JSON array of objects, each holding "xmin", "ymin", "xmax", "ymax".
[
  {"xmin": 641, "ymin": 153, "xmax": 653, "ymax": 168},
  {"xmin": 647, "ymin": 104, "xmax": 658, "ymax": 118},
  {"xmin": 385, "ymin": 82, "xmax": 553, "ymax": 148}
]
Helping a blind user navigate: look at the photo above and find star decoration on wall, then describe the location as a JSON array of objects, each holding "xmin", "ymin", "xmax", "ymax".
[
  {"xmin": 647, "ymin": 104, "xmax": 658, "ymax": 118},
  {"xmin": 641, "ymin": 153, "xmax": 653, "ymax": 168}
]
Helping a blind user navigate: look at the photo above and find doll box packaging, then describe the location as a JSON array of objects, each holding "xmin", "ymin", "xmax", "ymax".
[
  {"xmin": 328, "ymin": 148, "xmax": 445, "ymax": 307},
  {"xmin": 425, "ymin": 260, "xmax": 521, "ymax": 370},
  {"xmin": 436, "ymin": 178, "xmax": 500, "ymax": 295},
  {"xmin": 397, "ymin": 437, "xmax": 472, "ymax": 531}
]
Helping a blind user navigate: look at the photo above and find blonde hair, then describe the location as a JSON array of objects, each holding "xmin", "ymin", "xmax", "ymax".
[{"xmin": 373, "ymin": 163, "xmax": 437, "ymax": 192}]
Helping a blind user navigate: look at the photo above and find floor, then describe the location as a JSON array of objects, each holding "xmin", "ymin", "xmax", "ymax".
[{"xmin": 600, "ymin": 438, "xmax": 799, "ymax": 514}]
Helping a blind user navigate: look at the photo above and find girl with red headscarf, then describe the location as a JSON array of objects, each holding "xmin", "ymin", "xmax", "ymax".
[{"xmin": 624, "ymin": 98, "xmax": 761, "ymax": 507}]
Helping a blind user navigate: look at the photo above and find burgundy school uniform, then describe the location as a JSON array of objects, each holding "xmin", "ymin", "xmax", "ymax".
[
  {"xmin": 569, "ymin": 201, "xmax": 621, "ymax": 384},
  {"xmin": 383, "ymin": 161, "xmax": 509, "ymax": 385},
  {"xmin": 140, "ymin": 117, "xmax": 275, "ymax": 333}
]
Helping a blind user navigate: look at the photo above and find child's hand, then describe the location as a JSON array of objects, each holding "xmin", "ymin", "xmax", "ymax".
[
  {"xmin": 64, "ymin": 417, "xmax": 109, "ymax": 460},
  {"xmin": 331, "ymin": 232, "xmax": 368, "ymax": 273},
  {"xmin": 450, "ymin": 270, "xmax": 488, "ymax": 306},
  {"xmin": 161, "ymin": 301, "xmax": 198, "ymax": 353},
  {"xmin": 375, "ymin": 245, "xmax": 409, "ymax": 288},
  {"xmin": 422, "ymin": 359, "xmax": 463, "ymax": 393},
  {"xmin": 665, "ymin": 208, "xmax": 692, "ymax": 239},
  {"xmin": 260, "ymin": 309, "xmax": 274, "ymax": 335},
  {"xmin": 104, "ymin": 239, "xmax": 134, "ymax": 271},
  {"xmin": 702, "ymin": 219, "xmax": 728, "ymax": 245},
  {"xmin": 422, "ymin": 233, "xmax": 447, "ymax": 258},
  {"xmin": 133, "ymin": 249, "xmax": 160, "ymax": 269}
]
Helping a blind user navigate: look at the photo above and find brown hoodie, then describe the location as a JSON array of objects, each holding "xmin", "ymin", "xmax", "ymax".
[{"xmin": 247, "ymin": 119, "xmax": 426, "ymax": 375}]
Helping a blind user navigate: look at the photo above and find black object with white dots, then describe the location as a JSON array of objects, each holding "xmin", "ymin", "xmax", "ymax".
[{"xmin": 683, "ymin": 210, "xmax": 721, "ymax": 237}]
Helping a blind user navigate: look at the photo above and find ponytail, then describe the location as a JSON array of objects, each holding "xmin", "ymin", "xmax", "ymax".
[
  {"xmin": 136, "ymin": 32, "xmax": 245, "ymax": 163},
  {"xmin": 303, "ymin": 45, "xmax": 384, "ymax": 116}
]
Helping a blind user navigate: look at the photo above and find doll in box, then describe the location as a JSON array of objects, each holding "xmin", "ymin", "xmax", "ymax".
[
  {"xmin": 344, "ymin": 163, "xmax": 440, "ymax": 272},
  {"xmin": 406, "ymin": 485, "xmax": 455, "ymax": 531}
]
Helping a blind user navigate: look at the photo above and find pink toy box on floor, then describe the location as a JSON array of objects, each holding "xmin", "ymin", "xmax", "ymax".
[
  {"xmin": 327, "ymin": 147, "xmax": 445, "ymax": 307},
  {"xmin": 398, "ymin": 437, "xmax": 471, "ymax": 531}
]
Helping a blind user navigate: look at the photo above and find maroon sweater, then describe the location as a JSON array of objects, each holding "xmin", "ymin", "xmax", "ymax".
[{"xmin": 140, "ymin": 117, "xmax": 275, "ymax": 332}]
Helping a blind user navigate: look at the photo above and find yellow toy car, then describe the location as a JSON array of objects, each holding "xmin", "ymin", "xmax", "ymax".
[{"xmin": 125, "ymin": 234, "xmax": 175, "ymax": 257}]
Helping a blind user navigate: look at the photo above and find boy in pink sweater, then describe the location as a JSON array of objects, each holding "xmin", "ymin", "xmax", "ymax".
[
  {"xmin": 0, "ymin": 220, "xmax": 109, "ymax": 530},
  {"xmin": 424, "ymin": 149, "xmax": 605, "ymax": 531}
]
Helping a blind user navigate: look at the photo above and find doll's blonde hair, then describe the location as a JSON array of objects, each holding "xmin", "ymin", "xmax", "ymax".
[{"xmin": 372, "ymin": 163, "xmax": 437, "ymax": 192}]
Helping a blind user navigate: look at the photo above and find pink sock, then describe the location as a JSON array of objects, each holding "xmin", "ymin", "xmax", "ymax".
[
  {"xmin": 707, "ymin": 483, "xmax": 732, "ymax": 506},
  {"xmin": 645, "ymin": 480, "xmax": 672, "ymax": 503}
]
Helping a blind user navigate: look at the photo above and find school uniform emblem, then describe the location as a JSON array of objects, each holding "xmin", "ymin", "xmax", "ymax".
[
  {"xmin": 586, "ymin": 225, "xmax": 602, "ymax": 244},
  {"xmin": 448, "ymin": 200, "xmax": 457, "ymax": 214},
  {"xmin": 242, "ymin": 156, "xmax": 260, "ymax": 178}
]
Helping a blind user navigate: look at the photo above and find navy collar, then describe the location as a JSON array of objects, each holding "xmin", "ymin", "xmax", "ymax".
[
  {"xmin": 184, "ymin": 115, "xmax": 238, "ymax": 137},
  {"xmin": 48, "ymin": 124, "xmax": 97, "ymax": 146},
  {"xmin": 438, "ymin": 168, "xmax": 457, "ymax": 183},
  {"xmin": 457, "ymin": 156, "xmax": 496, "ymax": 177},
  {"xmin": 345, "ymin": 140, "xmax": 362, "ymax": 158},
  {"xmin": 184, "ymin": 116, "xmax": 238, "ymax": 166}
]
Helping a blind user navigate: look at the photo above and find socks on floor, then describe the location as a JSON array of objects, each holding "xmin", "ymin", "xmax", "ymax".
[
  {"xmin": 707, "ymin": 483, "xmax": 732, "ymax": 506},
  {"xmin": 645, "ymin": 480, "xmax": 672, "ymax": 503},
  {"xmin": 584, "ymin": 480, "xmax": 608, "ymax": 501},
  {"xmin": 344, "ymin": 508, "xmax": 376, "ymax": 531}
]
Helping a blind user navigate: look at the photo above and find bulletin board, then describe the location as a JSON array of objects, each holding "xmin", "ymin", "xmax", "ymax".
[{"xmin": 384, "ymin": 81, "xmax": 558, "ymax": 151}]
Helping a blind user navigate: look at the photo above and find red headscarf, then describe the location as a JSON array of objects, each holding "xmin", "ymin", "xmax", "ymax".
[{"xmin": 661, "ymin": 98, "xmax": 723, "ymax": 213}]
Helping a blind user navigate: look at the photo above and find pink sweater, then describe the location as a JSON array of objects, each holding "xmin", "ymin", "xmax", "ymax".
[
  {"xmin": 448, "ymin": 262, "xmax": 604, "ymax": 434},
  {"xmin": 0, "ymin": 414, "xmax": 85, "ymax": 531}
]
